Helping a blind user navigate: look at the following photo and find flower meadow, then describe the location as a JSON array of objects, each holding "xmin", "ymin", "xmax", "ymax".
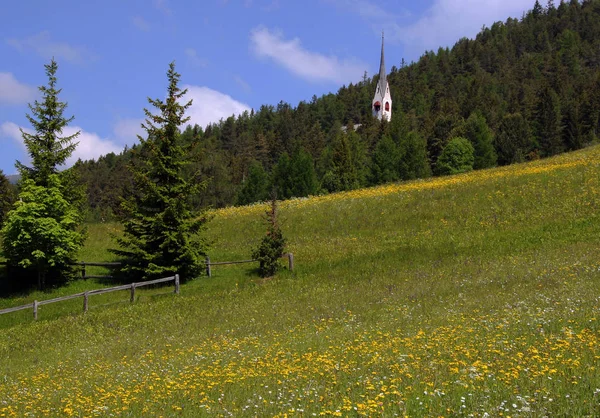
[{"xmin": 1, "ymin": 146, "xmax": 600, "ymax": 416}]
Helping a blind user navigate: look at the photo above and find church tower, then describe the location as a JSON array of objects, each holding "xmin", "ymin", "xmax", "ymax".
[{"xmin": 372, "ymin": 33, "xmax": 392, "ymax": 121}]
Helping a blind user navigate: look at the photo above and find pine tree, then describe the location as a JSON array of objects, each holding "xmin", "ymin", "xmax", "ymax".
[
  {"xmin": 16, "ymin": 59, "xmax": 79, "ymax": 187},
  {"xmin": 2, "ymin": 60, "xmax": 84, "ymax": 290},
  {"xmin": 111, "ymin": 62, "xmax": 209, "ymax": 281}
]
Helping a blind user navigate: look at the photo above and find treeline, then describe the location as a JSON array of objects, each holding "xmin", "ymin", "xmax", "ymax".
[{"xmin": 75, "ymin": 0, "xmax": 600, "ymax": 219}]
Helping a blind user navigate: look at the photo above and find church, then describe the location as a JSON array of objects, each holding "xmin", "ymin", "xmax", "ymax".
[{"xmin": 372, "ymin": 34, "xmax": 392, "ymax": 122}]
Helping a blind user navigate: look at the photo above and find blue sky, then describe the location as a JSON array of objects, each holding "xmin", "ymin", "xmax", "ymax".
[{"xmin": 0, "ymin": 0, "xmax": 534, "ymax": 175}]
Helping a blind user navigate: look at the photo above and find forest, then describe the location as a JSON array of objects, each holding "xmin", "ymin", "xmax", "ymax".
[{"xmin": 4, "ymin": 0, "xmax": 600, "ymax": 222}]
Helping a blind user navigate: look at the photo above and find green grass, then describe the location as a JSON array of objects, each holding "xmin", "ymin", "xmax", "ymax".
[{"xmin": 1, "ymin": 146, "xmax": 600, "ymax": 416}]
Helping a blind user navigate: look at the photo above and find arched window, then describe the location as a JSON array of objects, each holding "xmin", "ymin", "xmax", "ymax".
[
  {"xmin": 373, "ymin": 101, "xmax": 381, "ymax": 112},
  {"xmin": 385, "ymin": 102, "xmax": 390, "ymax": 111}
]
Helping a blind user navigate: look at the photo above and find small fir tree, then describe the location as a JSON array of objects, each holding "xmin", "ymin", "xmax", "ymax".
[
  {"xmin": 252, "ymin": 195, "xmax": 286, "ymax": 278},
  {"xmin": 111, "ymin": 62, "xmax": 209, "ymax": 281},
  {"xmin": 2, "ymin": 60, "xmax": 83, "ymax": 289}
]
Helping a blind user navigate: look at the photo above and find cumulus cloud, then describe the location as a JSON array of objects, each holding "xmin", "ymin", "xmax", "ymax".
[
  {"xmin": 250, "ymin": 26, "xmax": 367, "ymax": 84},
  {"xmin": 394, "ymin": 0, "xmax": 532, "ymax": 53},
  {"xmin": 0, "ymin": 73, "xmax": 36, "ymax": 105},
  {"xmin": 6, "ymin": 31, "xmax": 92, "ymax": 64},
  {"xmin": 333, "ymin": 0, "xmax": 531, "ymax": 56},
  {"xmin": 182, "ymin": 85, "xmax": 251, "ymax": 128},
  {"xmin": 113, "ymin": 118, "xmax": 145, "ymax": 143},
  {"xmin": 1, "ymin": 121, "xmax": 122, "ymax": 166}
]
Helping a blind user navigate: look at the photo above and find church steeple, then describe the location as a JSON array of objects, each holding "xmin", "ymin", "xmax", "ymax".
[
  {"xmin": 372, "ymin": 32, "xmax": 392, "ymax": 121},
  {"xmin": 378, "ymin": 32, "xmax": 387, "ymax": 99}
]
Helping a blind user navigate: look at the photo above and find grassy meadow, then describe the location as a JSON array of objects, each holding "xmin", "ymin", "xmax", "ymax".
[{"xmin": 1, "ymin": 145, "xmax": 600, "ymax": 416}]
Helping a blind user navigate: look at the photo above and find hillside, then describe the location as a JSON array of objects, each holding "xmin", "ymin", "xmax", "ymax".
[
  {"xmin": 1, "ymin": 145, "xmax": 599, "ymax": 416},
  {"xmin": 75, "ymin": 0, "xmax": 600, "ymax": 219}
]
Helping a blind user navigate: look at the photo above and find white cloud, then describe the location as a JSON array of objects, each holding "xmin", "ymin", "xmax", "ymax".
[
  {"xmin": 332, "ymin": 0, "xmax": 531, "ymax": 55},
  {"xmin": 6, "ymin": 31, "xmax": 92, "ymax": 64},
  {"xmin": 0, "ymin": 73, "xmax": 36, "ymax": 105},
  {"xmin": 250, "ymin": 26, "xmax": 367, "ymax": 84},
  {"xmin": 132, "ymin": 16, "xmax": 151, "ymax": 31},
  {"xmin": 182, "ymin": 85, "xmax": 251, "ymax": 128},
  {"xmin": 184, "ymin": 48, "xmax": 208, "ymax": 68},
  {"xmin": 394, "ymin": 0, "xmax": 532, "ymax": 53},
  {"xmin": 1, "ymin": 122, "xmax": 122, "ymax": 166}
]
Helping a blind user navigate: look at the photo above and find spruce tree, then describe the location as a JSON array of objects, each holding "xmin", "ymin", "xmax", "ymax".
[
  {"xmin": 2, "ymin": 60, "xmax": 84, "ymax": 289},
  {"xmin": 111, "ymin": 62, "xmax": 208, "ymax": 281},
  {"xmin": 16, "ymin": 59, "xmax": 79, "ymax": 187}
]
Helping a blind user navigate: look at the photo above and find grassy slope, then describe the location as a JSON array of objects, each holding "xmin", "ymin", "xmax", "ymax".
[{"xmin": 1, "ymin": 146, "xmax": 600, "ymax": 416}]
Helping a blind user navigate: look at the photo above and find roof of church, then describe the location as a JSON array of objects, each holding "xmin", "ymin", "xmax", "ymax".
[{"xmin": 377, "ymin": 33, "xmax": 387, "ymax": 96}]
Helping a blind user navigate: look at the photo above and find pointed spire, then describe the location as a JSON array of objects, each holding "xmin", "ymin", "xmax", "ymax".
[{"xmin": 378, "ymin": 31, "xmax": 386, "ymax": 95}]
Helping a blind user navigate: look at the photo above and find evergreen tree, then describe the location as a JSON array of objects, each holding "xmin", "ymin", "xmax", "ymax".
[
  {"xmin": 252, "ymin": 195, "xmax": 286, "ymax": 278},
  {"xmin": 398, "ymin": 131, "xmax": 431, "ymax": 180},
  {"xmin": 435, "ymin": 137, "xmax": 475, "ymax": 175},
  {"xmin": 495, "ymin": 113, "xmax": 535, "ymax": 165},
  {"xmin": 464, "ymin": 112, "xmax": 497, "ymax": 169},
  {"xmin": 111, "ymin": 62, "xmax": 208, "ymax": 281},
  {"xmin": 535, "ymin": 85, "xmax": 563, "ymax": 156},
  {"xmin": 2, "ymin": 60, "xmax": 84, "ymax": 289},
  {"xmin": 16, "ymin": 59, "xmax": 79, "ymax": 187},
  {"xmin": 2, "ymin": 175, "xmax": 84, "ymax": 289},
  {"xmin": 562, "ymin": 102, "xmax": 583, "ymax": 151},
  {"xmin": 272, "ymin": 149, "xmax": 318, "ymax": 199},
  {"xmin": 370, "ymin": 134, "xmax": 399, "ymax": 185},
  {"xmin": 237, "ymin": 161, "xmax": 269, "ymax": 205}
]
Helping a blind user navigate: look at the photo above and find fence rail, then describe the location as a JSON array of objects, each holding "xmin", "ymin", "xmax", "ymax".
[
  {"xmin": 205, "ymin": 253, "xmax": 294, "ymax": 277},
  {"xmin": 0, "ymin": 274, "xmax": 179, "ymax": 320}
]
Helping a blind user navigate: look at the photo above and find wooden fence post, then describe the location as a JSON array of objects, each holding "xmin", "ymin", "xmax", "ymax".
[
  {"xmin": 130, "ymin": 283, "xmax": 136, "ymax": 303},
  {"xmin": 83, "ymin": 292, "xmax": 89, "ymax": 312},
  {"xmin": 206, "ymin": 256, "xmax": 211, "ymax": 277},
  {"xmin": 287, "ymin": 253, "xmax": 294, "ymax": 271},
  {"xmin": 81, "ymin": 262, "xmax": 86, "ymax": 279},
  {"xmin": 174, "ymin": 274, "xmax": 180, "ymax": 294},
  {"xmin": 33, "ymin": 300, "xmax": 38, "ymax": 320}
]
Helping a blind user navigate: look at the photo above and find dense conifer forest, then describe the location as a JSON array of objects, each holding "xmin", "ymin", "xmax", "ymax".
[{"xmin": 74, "ymin": 0, "xmax": 600, "ymax": 219}]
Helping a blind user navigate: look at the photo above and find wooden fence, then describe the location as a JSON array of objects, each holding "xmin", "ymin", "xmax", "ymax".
[
  {"xmin": 0, "ymin": 274, "xmax": 179, "ymax": 320},
  {"xmin": 205, "ymin": 253, "xmax": 294, "ymax": 277}
]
